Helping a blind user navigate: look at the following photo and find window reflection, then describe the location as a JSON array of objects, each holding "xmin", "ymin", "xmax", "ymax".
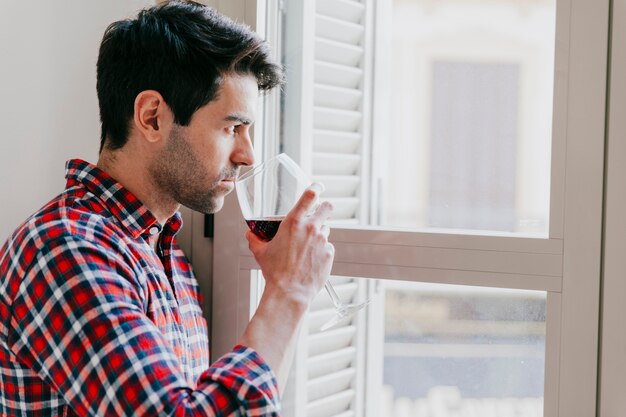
[
  {"xmin": 382, "ymin": 282, "xmax": 546, "ymax": 417},
  {"xmin": 381, "ymin": 0, "xmax": 556, "ymax": 235}
]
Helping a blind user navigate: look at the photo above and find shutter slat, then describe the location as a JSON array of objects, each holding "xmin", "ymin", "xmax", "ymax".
[
  {"xmin": 307, "ymin": 346, "xmax": 358, "ymax": 379},
  {"xmin": 309, "ymin": 325, "xmax": 357, "ymax": 357},
  {"xmin": 316, "ymin": 37, "xmax": 363, "ymax": 67},
  {"xmin": 328, "ymin": 218, "xmax": 360, "ymax": 226},
  {"xmin": 313, "ymin": 152, "xmax": 361, "ymax": 175},
  {"xmin": 314, "ymin": 130, "xmax": 361, "ymax": 154},
  {"xmin": 311, "ymin": 282, "xmax": 359, "ymax": 311},
  {"xmin": 314, "ymin": 175, "xmax": 360, "ymax": 197},
  {"xmin": 329, "ymin": 276, "xmax": 355, "ymax": 285},
  {"xmin": 314, "ymin": 107, "xmax": 362, "ymax": 132},
  {"xmin": 317, "ymin": 0, "xmax": 365, "ymax": 23},
  {"xmin": 316, "ymin": 14, "xmax": 364, "ymax": 45},
  {"xmin": 314, "ymin": 84, "xmax": 363, "ymax": 111},
  {"xmin": 308, "ymin": 308, "xmax": 352, "ymax": 334},
  {"xmin": 308, "ymin": 369, "xmax": 356, "ymax": 402},
  {"xmin": 331, "ymin": 412, "xmax": 355, "ymax": 417},
  {"xmin": 315, "ymin": 61, "xmax": 362, "ymax": 89},
  {"xmin": 323, "ymin": 197, "xmax": 359, "ymax": 219},
  {"xmin": 306, "ymin": 389, "xmax": 356, "ymax": 417}
]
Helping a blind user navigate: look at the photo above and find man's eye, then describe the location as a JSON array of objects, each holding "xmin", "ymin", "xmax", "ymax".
[{"xmin": 227, "ymin": 125, "xmax": 241, "ymax": 135}]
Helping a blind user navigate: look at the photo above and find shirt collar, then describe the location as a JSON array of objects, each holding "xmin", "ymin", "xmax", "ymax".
[{"xmin": 64, "ymin": 159, "xmax": 182, "ymax": 239}]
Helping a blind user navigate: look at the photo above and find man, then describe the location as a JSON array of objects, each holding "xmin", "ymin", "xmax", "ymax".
[{"xmin": 0, "ymin": 1, "xmax": 333, "ymax": 416}]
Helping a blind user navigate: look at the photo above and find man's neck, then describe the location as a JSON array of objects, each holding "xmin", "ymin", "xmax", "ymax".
[{"xmin": 96, "ymin": 147, "xmax": 179, "ymax": 226}]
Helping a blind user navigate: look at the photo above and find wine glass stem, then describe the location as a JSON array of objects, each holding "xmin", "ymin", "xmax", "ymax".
[{"xmin": 324, "ymin": 281, "xmax": 343, "ymax": 309}]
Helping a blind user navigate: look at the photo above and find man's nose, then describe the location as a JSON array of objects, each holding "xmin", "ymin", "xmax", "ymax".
[{"xmin": 232, "ymin": 129, "xmax": 254, "ymax": 167}]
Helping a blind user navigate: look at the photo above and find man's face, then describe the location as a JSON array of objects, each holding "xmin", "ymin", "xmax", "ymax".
[{"xmin": 149, "ymin": 74, "xmax": 257, "ymax": 213}]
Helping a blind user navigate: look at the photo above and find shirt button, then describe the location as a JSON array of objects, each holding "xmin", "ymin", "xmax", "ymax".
[{"xmin": 149, "ymin": 226, "xmax": 160, "ymax": 236}]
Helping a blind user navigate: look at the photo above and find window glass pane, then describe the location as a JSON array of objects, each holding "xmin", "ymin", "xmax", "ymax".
[
  {"xmin": 381, "ymin": 0, "xmax": 556, "ymax": 235},
  {"xmin": 381, "ymin": 281, "xmax": 546, "ymax": 417}
]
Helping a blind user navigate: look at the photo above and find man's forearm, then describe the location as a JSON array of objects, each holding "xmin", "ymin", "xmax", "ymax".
[{"xmin": 239, "ymin": 288, "xmax": 308, "ymax": 392}]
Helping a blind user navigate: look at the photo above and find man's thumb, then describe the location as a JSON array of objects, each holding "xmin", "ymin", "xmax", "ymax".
[{"xmin": 246, "ymin": 230, "xmax": 265, "ymax": 252}]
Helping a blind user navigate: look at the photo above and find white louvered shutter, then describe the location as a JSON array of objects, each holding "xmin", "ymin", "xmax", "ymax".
[
  {"xmin": 281, "ymin": 0, "xmax": 373, "ymax": 416},
  {"xmin": 312, "ymin": 0, "xmax": 369, "ymax": 225}
]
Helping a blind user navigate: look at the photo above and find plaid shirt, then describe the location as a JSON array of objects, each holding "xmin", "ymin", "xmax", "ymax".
[{"xmin": 0, "ymin": 159, "xmax": 280, "ymax": 416}]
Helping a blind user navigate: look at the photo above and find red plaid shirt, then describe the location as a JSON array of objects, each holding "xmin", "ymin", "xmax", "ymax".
[{"xmin": 0, "ymin": 159, "xmax": 280, "ymax": 416}]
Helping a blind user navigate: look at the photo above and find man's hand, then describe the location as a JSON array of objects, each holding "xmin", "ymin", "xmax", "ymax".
[
  {"xmin": 246, "ymin": 183, "xmax": 335, "ymax": 308},
  {"xmin": 239, "ymin": 183, "xmax": 335, "ymax": 392}
]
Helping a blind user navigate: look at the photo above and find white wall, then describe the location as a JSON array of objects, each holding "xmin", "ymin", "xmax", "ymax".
[{"xmin": 0, "ymin": 0, "xmax": 153, "ymax": 242}]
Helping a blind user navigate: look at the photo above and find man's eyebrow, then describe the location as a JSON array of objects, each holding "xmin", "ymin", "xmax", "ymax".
[{"xmin": 224, "ymin": 114, "xmax": 253, "ymax": 124}]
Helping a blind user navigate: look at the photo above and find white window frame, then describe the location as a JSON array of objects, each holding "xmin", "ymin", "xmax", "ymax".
[
  {"xmin": 598, "ymin": 0, "xmax": 626, "ymax": 414},
  {"xmin": 208, "ymin": 0, "xmax": 609, "ymax": 415}
]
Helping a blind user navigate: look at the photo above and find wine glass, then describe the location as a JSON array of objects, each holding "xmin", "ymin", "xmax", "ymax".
[{"xmin": 235, "ymin": 153, "xmax": 370, "ymax": 331}]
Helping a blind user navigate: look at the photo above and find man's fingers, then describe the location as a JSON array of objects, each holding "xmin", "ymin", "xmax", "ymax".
[
  {"xmin": 310, "ymin": 200, "xmax": 333, "ymax": 227},
  {"xmin": 288, "ymin": 183, "xmax": 325, "ymax": 219}
]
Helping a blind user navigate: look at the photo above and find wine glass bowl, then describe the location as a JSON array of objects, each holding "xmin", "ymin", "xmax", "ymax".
[
  {"xmin": 236, "ymin": 153, "xmax": 309, "ymax": 237},
  {"xmin": 235, "ymin": 153, "xmax": 370, "ymax": 330}
]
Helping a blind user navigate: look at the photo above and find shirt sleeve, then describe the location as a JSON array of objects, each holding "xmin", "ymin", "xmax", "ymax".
[{"xmin": 7, "ymin": 235, "xmax": 281, "ymax": 417}]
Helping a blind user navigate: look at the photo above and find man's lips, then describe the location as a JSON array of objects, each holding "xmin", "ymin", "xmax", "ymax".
[{"xmin": 219, "ymin": 178, "xmax": 236, "ymax": 191}]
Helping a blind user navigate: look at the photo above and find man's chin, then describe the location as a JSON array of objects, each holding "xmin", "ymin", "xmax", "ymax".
[
  {"xmin": 210, "ymin": 197, "xmax": 225, "ymax": 213},
  {"xmin": 180, "ymin": 196, "xmax": 223, "ymax": 214}
]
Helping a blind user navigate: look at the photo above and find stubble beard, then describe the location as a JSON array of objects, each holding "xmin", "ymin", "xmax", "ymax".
[{"xmin": 150, "ymin": 125, "xmax": 238, "ymax": 214}]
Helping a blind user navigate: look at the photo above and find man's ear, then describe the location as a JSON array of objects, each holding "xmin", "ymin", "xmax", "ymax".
[{"xmin": 133, "ymin": 90, "xmax": 173, "ymax": 143}]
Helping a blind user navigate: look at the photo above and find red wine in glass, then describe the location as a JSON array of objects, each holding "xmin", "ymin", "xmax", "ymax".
[{"xmin": 246, "ymin": 217, "xmax": 283, "ymax": 241}]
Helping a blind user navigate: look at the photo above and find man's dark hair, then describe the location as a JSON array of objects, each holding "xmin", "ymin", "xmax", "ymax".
[{"xmin": 96, "ymin": 0, "xmax": 284, "ymax": 152}]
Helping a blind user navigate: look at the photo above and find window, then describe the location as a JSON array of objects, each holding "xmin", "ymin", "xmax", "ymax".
[{"xmin": 210, "ymin": 0, "xmax": 609, "ymax": 416}]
